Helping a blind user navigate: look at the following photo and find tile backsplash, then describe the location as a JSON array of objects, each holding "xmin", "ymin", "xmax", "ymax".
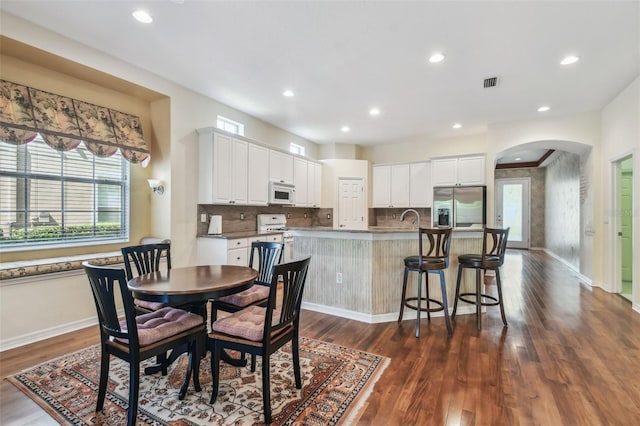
[
  {"xmin": 197, "ymin": 205, "xmax": 333, "ymax": 235},
  {"xmin": 371, "ymin": 207, "xmax": 431, "ymax": 228}
]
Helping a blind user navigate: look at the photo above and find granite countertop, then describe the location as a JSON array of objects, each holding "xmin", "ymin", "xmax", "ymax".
[
  {"xmin": 289, "ymin": 226, "xmax": 484, "ymax": 233},
  {"xmin": 198, "ymin": 230, "xmax": 285, "ymax": 239}
]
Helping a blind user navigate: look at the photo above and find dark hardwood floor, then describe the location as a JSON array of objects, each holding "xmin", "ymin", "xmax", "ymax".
[{"xmin": 2, "ymin": 250, "xmax": 639, "ymax": 425}]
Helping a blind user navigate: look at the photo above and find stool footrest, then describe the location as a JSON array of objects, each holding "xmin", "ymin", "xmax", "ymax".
[
  {"xmin": 457, "ymin": 292, "xmax": 501, "ymax": 307},
  {"xmin": 403, "ymin": 297, "xmax": 446, "ymax": 313}
]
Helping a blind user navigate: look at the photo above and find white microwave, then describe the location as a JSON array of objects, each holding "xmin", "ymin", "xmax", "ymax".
[{"xmin": 269, "ymin": 181, "xmax": 295, "ymax": 205}]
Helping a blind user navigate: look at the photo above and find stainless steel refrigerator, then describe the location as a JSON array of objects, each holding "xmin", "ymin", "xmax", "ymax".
[{"xmin": 432, "ymin": 186, "xmax": 486, "ymax": 228}]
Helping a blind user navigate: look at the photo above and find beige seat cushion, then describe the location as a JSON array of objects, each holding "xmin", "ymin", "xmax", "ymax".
[
  {"xmin": 117, "ymin": 307, "xmax": 203, "ymax": 347},
  {"xmin": 216, "ymin": 284, "xmax": 269, "ymax": 308},
  {"xmin": 213, "ymin": 305, "xmax": 282, "ymax": 342},
  {"xmin": 134, "ymin": 298, "xmax": 167, "ymax": 311}
]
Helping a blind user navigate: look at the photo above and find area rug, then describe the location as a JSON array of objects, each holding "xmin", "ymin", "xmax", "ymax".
[{"xmin": 6, "ymin": 337, "xmax": 389, "ymax": 425}]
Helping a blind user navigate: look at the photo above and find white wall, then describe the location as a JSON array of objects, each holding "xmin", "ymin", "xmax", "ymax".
[{"xmin": 601, "ymin": 76, "xmax": 640, "ymax": 309}]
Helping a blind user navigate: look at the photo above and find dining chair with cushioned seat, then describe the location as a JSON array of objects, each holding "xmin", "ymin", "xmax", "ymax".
[
  {"xmin": 121, "ymin": 243, "xmax": 172, "ymax": 313},
  {"xmin": 208, "ymin": 256, "xmax": 311, "ymax": 424},
  {"xmin": 210, "ymin": 241, "xmax": 283, "ymax": 370},
  {"xmin": 452, "ymin": 227, "xmax": 510, "ymax": 330},
  {"xmin": 398, "ymin": 227, "xmax": 453, "ymax": 337},
  {"xmin": 83, "ymin": 262, "xmax": 205, "ymax": 426}
]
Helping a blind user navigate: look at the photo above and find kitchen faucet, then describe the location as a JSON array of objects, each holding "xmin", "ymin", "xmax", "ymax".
[{"xmin": 400, "ymin": 209, "xmax": 421, "ymax": 229}]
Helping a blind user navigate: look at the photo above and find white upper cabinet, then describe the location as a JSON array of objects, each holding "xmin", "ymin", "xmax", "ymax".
[
  {"xmin": 293, "ymin": 157, "xmax": 308, "ymax": 206},
  {"xmin": 431, "ymin": 155, "xmax": 485, "ymax": 187},
  {"xmin": 198, "ymin": 131, "xmax": 247, "ymax": 205},
  {"xmin": 293, "ymin": 158, "xmax": 322, "ymax": 207},
  {"xmin": 409, "ymin": 162, "xmax": 432, "ymax": 207},
  {"xmin": 308, "ymin": 161, "xmax": 322, "ymax": 207},
  {"xmin": 269, "ymin": 150, "xmax": 294, "ymax": 184},
  {"xmin": 247, "ymin": 144, "xmax": 269, "ymax": 205},
  {"xmin": 373, "ymin": 164, "xmax": 410, "ymax": 208}
]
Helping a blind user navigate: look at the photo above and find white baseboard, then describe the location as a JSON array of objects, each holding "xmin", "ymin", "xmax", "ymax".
[
  {"xmin": 634, "ymin": 303, "xmax": 640, "ymax": 314},
  {"xmin": 0, "ymin": 316, "xmax": 98, "ymax": 352},
  {"xmin": 543, "ymin": 249, "xmax": 595, "ymax": 289},
  {"xmin": 301, "ymin": 302, "xmax": 477, "ymax": 324}
]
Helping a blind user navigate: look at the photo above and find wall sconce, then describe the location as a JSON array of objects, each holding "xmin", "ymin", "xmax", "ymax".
[{"xmin": 147, "ymin": 178, "xmax": 164, "ymax": 195}]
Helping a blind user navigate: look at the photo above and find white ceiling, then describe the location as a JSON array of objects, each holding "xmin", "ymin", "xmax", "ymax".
[{"xmin": 1, "ymin": 1, "xmax": 638, "ymax": 148}]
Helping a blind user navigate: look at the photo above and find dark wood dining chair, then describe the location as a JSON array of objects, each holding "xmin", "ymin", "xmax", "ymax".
[
  {"xmin": 452, "ymin": 227, "xmax": 510, "ymax": 330},
  {"xmin": 210, "ymin": 241, "xmax": 284, "ymax": 323},
  {"xmin": 83, "ymin": 262, "xmax": 205, "ymax": 426},
  {"xmin": 398, "ymin": 227, "xmax": 453, "ymax": 336},
  {"xmin": 208, "ymin": 256, "xmax": 311, "ymax": 424},
  {"xmin": 121, "ymin": 242, "xmax": 172, "ymax": 313}
]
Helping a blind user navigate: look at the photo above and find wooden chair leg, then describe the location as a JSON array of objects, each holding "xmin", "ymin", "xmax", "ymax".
[
  {"xmin": 210, "ymin": 345, "xmax": 221, "ymax": 404},
  {"xmin": 251, "ymin": 354, "xmax": 257, "ymax": 372},
  {"xmin": 452, "ymin": 265, "xmax": 463, "ymax": 318},
  {"xmin": 476, "ymin": 268, "xmax": 482, "ymax": 330},
  {"xmin": 415, "ymin": 271, "xmax": 422, "ymax": 338},
  {"xmin": 425, "ymin": 272, "xmax": 431, "ymax": 321},
  {"xmin": 398, "ymin": 267, "xmax": 409, "ymax": 322},
  {"xmin": 293, "ymin": 331, "xmax": 302, "ymax": 388},
  {"xmin": 96, "ymin": 346, "xmax": 110, "ymax": 412},
  {"xmin": 439, "ymin": 270, "xmax": 453, "ymax": 336},
  {"xmin": 495, "ymin": 268, "xmax": 508, "ymax": 326},
  {"xmin": 262, "ymin": 353, "xmax": 272, "ymax": 424},
  {"xmin": 128, "ymin": 359, "xmax": 140, "ymax": 426}
]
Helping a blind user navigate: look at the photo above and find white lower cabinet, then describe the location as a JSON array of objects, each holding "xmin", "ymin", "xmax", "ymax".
[{"xmin": 197, "ymin": 234, "xmax": 283, "ymax": 267}]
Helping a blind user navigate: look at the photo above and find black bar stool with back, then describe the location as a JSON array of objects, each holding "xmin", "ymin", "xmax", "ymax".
[
  {"xmin": 452, "ymin": 227, "xmax": 510, "ymax": 330},
  {"xmin": 398, "ymin": 227, "xmax": 453, "ymax": 337}
]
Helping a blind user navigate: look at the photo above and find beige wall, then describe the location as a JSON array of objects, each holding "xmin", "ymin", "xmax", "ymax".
[{"xmin": 0, "ymin": 53, "xmax": 158, "ymax": 262}]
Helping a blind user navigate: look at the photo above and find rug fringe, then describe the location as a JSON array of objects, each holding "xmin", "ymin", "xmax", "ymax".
[{"xmin": 339, "ymin": 356, "xmax": 391, "ymax": 425}]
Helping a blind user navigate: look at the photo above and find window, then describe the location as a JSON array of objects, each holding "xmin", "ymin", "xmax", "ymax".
[
  {"xmin": 216, "ymin": 115, "xmax": 245, "ymax": 136},
  {"xmin": 0, "ymin": 135, "xmax": 129, "ymax": 250},
  {"xmin": 290, "ymin": 143, "xmax": 305, "ymax": 156}
]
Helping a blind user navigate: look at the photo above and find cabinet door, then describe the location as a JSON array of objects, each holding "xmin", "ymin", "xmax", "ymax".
[
  {"xmin": 308, "ymin": 161, "xmax": 322, "ymax": 207},
  {"xmin": 269, "ymin": 150, "xmax": 294, "ymax": 184},
  {"xmin": 410, "ymin": 162, "xmax": 432, "ymax": 207},
  {"xmin": 293, "ymin": 157, "xmax": 308, "ymax": 206},
  {"xmin": 372, "ymin": 165, "xmax": 391, "ymax": 207},
  {"xmin": 458, "ymin": 156, "xmax": 485, "ymax": 185},
  {"xmin": 390, "ymin": 164, "xmax": 410, "ymax": 207},
  {"xmin": 212, "ymin": 133, "xmax": 234, "ymax": 204},
  {"xmin": 431, "ymin": 158, "xmax": 459, "ymax": 187},
  {"xmin": 247, "ymin": 144, "xmax": 269, "ymax": 205},
  {"xmin": 231, "ymin": 139, "xmax": 248, "ymax": 204}
]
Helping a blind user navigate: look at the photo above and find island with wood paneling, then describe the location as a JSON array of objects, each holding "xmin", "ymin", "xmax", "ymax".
[{"xmin": 290, "ymin": 227, "xmax": 483, "ymax": 323}]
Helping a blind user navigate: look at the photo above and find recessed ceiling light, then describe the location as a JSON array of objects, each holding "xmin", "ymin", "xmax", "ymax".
[
  {"xmin": 537, "ymin": 106, "xmax": 550, "ymax": 112},
  {"xmin": 452, "ymin": 123, "xmax": 462, "ymax": 129},
  {"xmin": 515, "ymin": 157, "xmax": 522, "ymax": 161},
  {"xmin": 283, "ymin": 90, "xmax": 294, "ymax": 97},
  {"xmin": 429, "ymin": 53, "xmax": 445, "ymax": 63},
  {"xmin": 369, "ymin": 108, "xmax": 380, "ymax": 116},
  {"xmin": 560, "ymin": 55, "xmax": 580, "ymax": 66},
  {"xmin": 132, "ymin": 10, "xmax": 153, "ymax": 24},
  {"xmin": 341, "ymin": 126, "xmax": 350, "ymax": 132}
]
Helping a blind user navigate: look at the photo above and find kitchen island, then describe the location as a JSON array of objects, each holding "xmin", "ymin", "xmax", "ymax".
[{"xmin": 290, "ymin": 227, "xmax": 483, "ymax": 323}]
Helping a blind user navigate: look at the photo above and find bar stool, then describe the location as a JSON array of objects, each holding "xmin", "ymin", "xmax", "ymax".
[
  {"xmin": 398, "ymin": 227, "xmax": 453, "ymax": 337},
  {"xmin": 452, "ymin": 227, "xmax": 509, "ymax": 330}
]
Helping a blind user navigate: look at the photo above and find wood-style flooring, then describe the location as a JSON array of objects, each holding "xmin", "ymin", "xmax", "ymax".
[{"xmin": 2, "ymin": 250, "xmax": 639, "ymax": 425}]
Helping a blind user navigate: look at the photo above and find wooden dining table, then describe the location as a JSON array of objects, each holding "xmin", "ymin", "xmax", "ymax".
[{"xmin": 127, "ymin": 264, "xmax": 258, "ymax": 376}]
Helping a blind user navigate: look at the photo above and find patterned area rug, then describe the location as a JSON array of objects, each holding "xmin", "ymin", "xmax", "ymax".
[{"xmin": 7, "ymin": 337, "xmax": 389, "ymax": 425}]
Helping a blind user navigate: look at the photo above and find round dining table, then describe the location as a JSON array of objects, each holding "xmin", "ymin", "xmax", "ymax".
[
  {"xmin": 127, "ymin": 264, "xmax": 259, "ymax": 375},
  {"xmin": 127, "ymin": 264, "xmax": 258, "ymax": 306}
]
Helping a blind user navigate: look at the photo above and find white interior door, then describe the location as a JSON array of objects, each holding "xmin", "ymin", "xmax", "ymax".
[
  {"xmin": 495, "ymin": 178, "xmax": 530, "ymax": 249},
  {"xmin": 338, "ymin": 178, "xmax": 365, "ymax": 230}
]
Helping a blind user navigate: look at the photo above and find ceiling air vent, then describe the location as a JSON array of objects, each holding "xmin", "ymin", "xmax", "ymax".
[{"xmin": 484, "ymin": 76, "xmax": 499, "ymax": 88}]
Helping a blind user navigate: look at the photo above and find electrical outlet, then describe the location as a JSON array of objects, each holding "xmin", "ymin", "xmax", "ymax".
[
  {"xmin": 200, "ymin": 213, "xmax": 207, "ymax": 223},
  {"xmin": 240, "ymin": 212, "xmax": 245, "ymax": 220},
  {"xmin": 304, "ymin": 213, "xmax": 308, "ymax": 219},
  {"xmin": 327, "ymin": 213, "xmax": 331, "ymax": 220},
  {"xmin": 336, "ymin": 272, "xmax": 343, "ymax": 284}
]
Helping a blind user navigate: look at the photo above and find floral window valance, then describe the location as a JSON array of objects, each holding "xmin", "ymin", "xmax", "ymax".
[{"xmin": 0, "ymin": 79, "xmax": 150, "ymax": 165}]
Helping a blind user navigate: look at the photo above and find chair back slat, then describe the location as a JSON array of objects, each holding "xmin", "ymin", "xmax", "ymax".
[
  {"xmin": 482, "ymin": 227, "xmax": 510, "ymax": 267},
  {"xmin": 264, "ymin": 257, "xmax": 311, "ymax": 337},
  {"xmin": 418, "ymin": 227, "xmax": 452, "ymax": 267},
  {"xmin": 249, "ymin": 241, "xmax": 284, "ymax": 286},
  {"xmin": 83, "ymin": 262, "xmax": 138, "ymax": 345},
  {"xmin": 122, "ymin": 243, "xmax": 171, "ymax": 281}
]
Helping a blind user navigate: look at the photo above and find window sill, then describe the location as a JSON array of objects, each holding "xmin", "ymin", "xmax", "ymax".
[{"xmin": 0, "ymin": 251, "xmax": 123, "ymax": 280}]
